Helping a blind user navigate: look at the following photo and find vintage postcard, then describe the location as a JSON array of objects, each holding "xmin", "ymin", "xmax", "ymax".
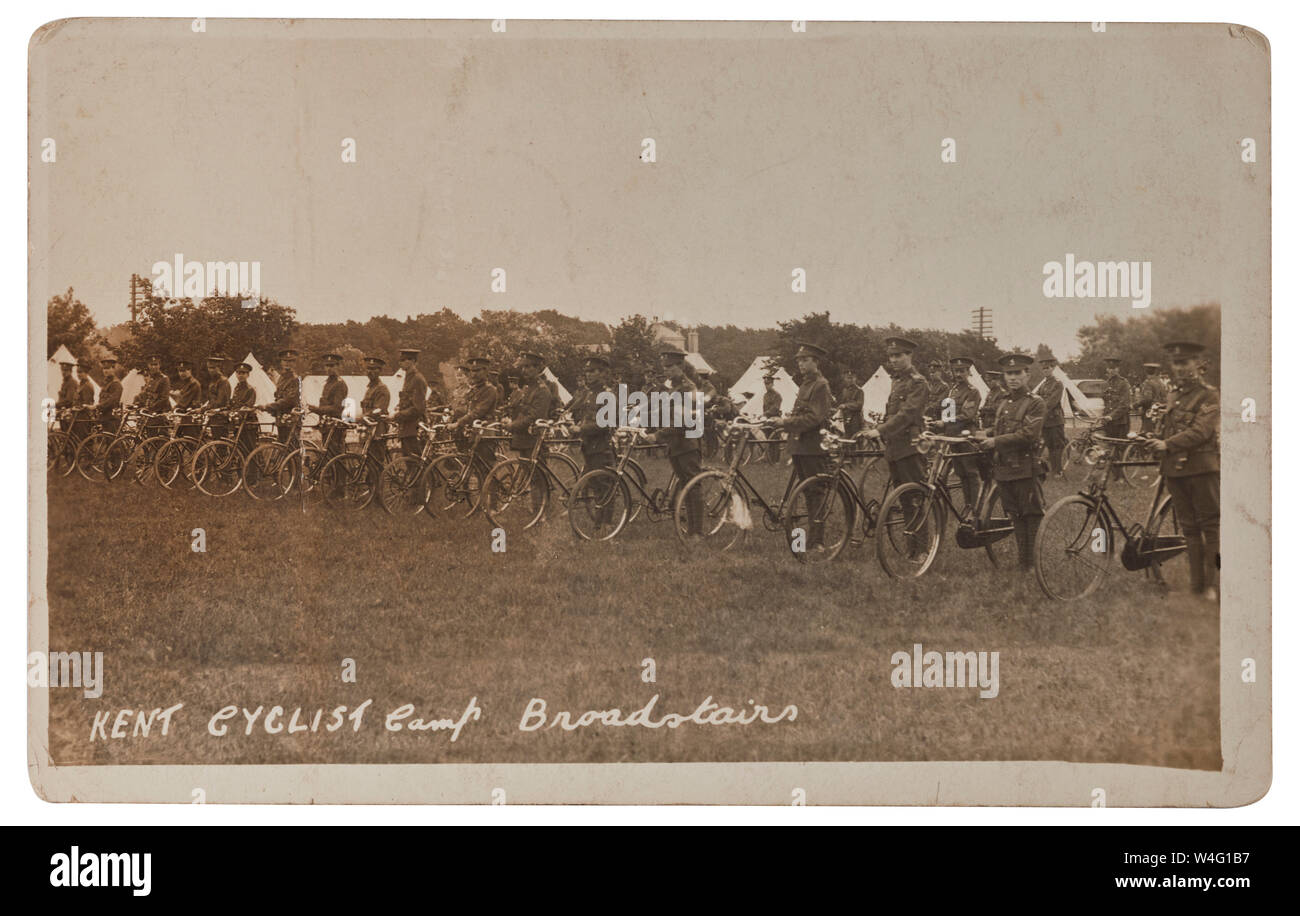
[{"xmin": 28, "ymin": 18, "xmax": 1270, "ymax": 805}]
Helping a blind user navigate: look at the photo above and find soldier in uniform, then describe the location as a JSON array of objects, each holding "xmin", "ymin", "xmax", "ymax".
[
  {"xmin": 310, "ymin": 353, "xmax": 349, "ymax": 455},
  {"xmin": 865, "ymin": 336, "xmax": 929, "ymax": 487},
  {"xmin": 261, "ymin": 348, "xmax": 303, "ymax": 444},
  {"xmin": 773, "ymin": 342, "xmax": 835, "ymax": 550},
  {"xmin": 974, "ymin": 353, "xmax": 1046, "ymax": 570},
  {"xmin": 979, "ymin": 369, "xmax": 1007, "ymax": 428},
  {"xmin": 1151, "ymin": 341, "xmax": 1219, "ymax": 601},
  {"xmin": 393, "ymin": 348, "xmax": 428, "ymax": 457},
  {"xmin": 941, "ymin": 356, "xmax": 983, "ymax": 510},
  {"xmin": 202, "ymin": 355, "xmax": 232, "ymax": 440},
  {"xmin": 1136, "ymin": 362, "xmax": 1168, "ymax": 434},
  {"xmin": 452, "ymin": 355, "xmax": 502, "ymax": 474},
  {"xmin": 652, "ymin": 345, "xmax": 703, "ymax": 535},
  {"xmin": 170, "ymin": 360, "xmax": 204, "ymax": 439},
  {"xmin": 71, "ymin": 361, "xmax": 97, "ymax": 440},
  {"xmin": 134, "ymin": 355, "xmax": 172, "ymax": 436},
  {"xmin": 97, "ymin": 358, "xmax": 122, "ymax": 422},
  {"xmin": 838, "ymin": 367, "xmax": 865, "ymax": 438},
  {"xmin": 924, "ymin": 359, "xmax": 949, "ymax": 420},
  {"xmin": 1036, "ymin": 356, "xmax": 1067, "ymax": 478},
  {"xmin": 505, "ymin": 351, "xmax": 555, "ymax": 516},
  {"xmin": 357, "ymin": 356, "xmax": 392, "ymax": 465},
  {"xmin": 572, "ymin": 354, "xmax": 616, "ymax": 473},
  {"xmin": 1100, "ymin": 357, "xmax": 1132, "ymax": 479},
  {"xmin": 762, "ymin": 372, "xmax": 784, "ymax": 463},
  {"xmin": 230, "ymin": 361, "xmax": 259, "ymax": 454}
]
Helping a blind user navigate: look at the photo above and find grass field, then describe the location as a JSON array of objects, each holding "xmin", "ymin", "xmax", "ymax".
[{"xmin": 43, "ymin": 445, "xmax": 1221, "ymax": 770}]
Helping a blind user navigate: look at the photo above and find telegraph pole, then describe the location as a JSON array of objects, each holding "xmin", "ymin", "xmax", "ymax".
[
  {"xmin": 128, "ymin": 274, "xmax": 153, "ymax": 322},
  {"xmin": 970, "ymin": 307, "xmax": 994, "ymax": 342}
]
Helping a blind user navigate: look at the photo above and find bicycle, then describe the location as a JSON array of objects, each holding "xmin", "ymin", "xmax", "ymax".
[
  {"xmin": 780, "ymin": 428, "xmax": 889, "ymax": 564},
  {"xmin": 189, "ymin": 408, "xmax": 267, "ymax": 497},
  {"xmin": 153, "ymin": 409, "xmax": 219, "ymax": 490},
  {"xmin": 1062, "ymin": 421, "xmax": 1106, "ymax": 473},
  {"xmin": 386, "ymin": 417, "xmax": 509, "ymax": 519},
  {"xmin": 671, "ymin": 417, "xmax": 807, "ymax": 551},
  {"xmin": 480, "ymin": 420, "xmax": 581, "ymax": 532},
  {"xmin": 1034, "ymin": 433, "xmax": 1186, "ymax": 601},
  {"xmin": 874, "ymin": 431, "xmax": 1017, "ymax": 578},
  {"xmin": 318, "ymin": 416, "xmax": 404, "ymax": 510},
  {"xmin": 567, "ymin": 426, "xmax": 680, "ymax": 541},
  {"xmin": 240, "ymin": 409, "xmax": 327, "ymax": 502},
  {"xmin": 72, "ymin": 408, "xmax": 130, "ymax": 481},
  {"xmin": 46, "ymin": 408, "xmax": 82, "ymax": 477}
]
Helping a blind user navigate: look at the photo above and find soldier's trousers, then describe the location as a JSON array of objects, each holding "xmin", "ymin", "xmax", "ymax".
[
  {"xmin": 670, "ymin": 449, "xmax": 703, "ymax": 535},
  {"xmin": 887, "ymin": 453, "xmax": 926, "ymax": 487},
  {"xmin": 793, "ymin": 454, "xmax": 831, "ymax": 547},
  {"xmin": 1043, "ymin": 425, "xmax": 1067, "ymax": 474},
  {"xmin": 582, "ymin": 447, "xmax": 617, "ymax": 525},
  {"xmin": 1105, "ymin": 420, "xmax": 1130, "ymax": 479},
  {"xmin": 766, "ymin": 430, "xmax": 782, "ymax": 464},
  {"xmin": 1166, "ymin": 472, "xmax": 1220, "ymax": 594},
  {"xmin": 400, "ymin": 435, "xmax": 420, "ymax": 457},
  {"xmin": 998, "ymin": 475, "xmax": 1044, "ymax": 569},
  {"xmin": 951, "ymin": 443, "xmax": 981, "ymax": 511}
]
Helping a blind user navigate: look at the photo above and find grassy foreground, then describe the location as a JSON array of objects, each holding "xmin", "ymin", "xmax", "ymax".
[{"xmin": 43, "ymin": 452, "xmax": 1220, "ymax": 770}]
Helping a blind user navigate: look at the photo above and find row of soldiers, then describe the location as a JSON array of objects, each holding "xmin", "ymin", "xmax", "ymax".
[{"xmin": 770, "ymin": 336, "xmax": 1219, "ymax": 597}]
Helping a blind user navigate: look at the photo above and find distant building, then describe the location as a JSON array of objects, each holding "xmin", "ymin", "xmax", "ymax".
[{"xmin": 651, "ymin": 321, "xmax": 715, "ymax": 376}]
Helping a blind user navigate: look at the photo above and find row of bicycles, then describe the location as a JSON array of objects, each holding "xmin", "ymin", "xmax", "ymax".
[{"xmin": 48, "ymin": 405, "xmax": 1186, "ymax": 600}]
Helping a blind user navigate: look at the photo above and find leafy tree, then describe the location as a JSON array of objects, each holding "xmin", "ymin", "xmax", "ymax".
[
  {"xmin": 114, "ymin": 294, "xmax": 298, "ymax": 376},
  {"xmin": 609, "ymin": 314, "xmax": 660, "ymax": 388},
  {"xmin": 1070, "ymin": 304, "xmax": 1220, "ymax": 386},
  {"xmin": 47, "ymin": 288, "xmax": 100, "ymax": 360}
]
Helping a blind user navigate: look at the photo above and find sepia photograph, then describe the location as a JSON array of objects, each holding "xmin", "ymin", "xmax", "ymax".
[{"xmin": 27, "ymin": 18, "xmax": 1269, "ymax": 805}]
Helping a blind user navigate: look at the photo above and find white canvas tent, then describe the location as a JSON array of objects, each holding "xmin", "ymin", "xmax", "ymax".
[
  {"xmin": 543, "ymin": 367, "xmax": 571, "ymax": 405},
  {"xmin": 968, "ymin": 364, "xmax": 989, "ymax": 406},
  {"xmin": 860, "ymin": 365, "xmax": 893, "ymax": 419},
  {"xmin": 1033, "ymin": 365, "xmax": 1099, "ymax": 420},
  {"xmin": 47, "ymin": 344, "xmax": 99, "ymax": 404},
  {"xmin": 730, "ymin": 357, "xmax": 798, "ymax": 418},
  {"xmin": 301, "ymin": 370, "xmax": 404, "ymax": 419},
  {"xmin": 229, "ymin": 353, "xmax": 278, "ymax": 428},
  {"xmin": 119, "ymin": 369, "xmax": 145, "ymax": 406}
]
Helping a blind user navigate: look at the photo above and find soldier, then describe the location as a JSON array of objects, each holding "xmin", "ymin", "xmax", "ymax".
[
  {"xmin": 1101, "ymin": 356, "xmax": 1132, "ymax": 479},
  {"xmin": 452, "ymin": 355, "xmax": 501, "ymax": 474},
  {"xmin": 650, "ymin": 346, "xmax": 702, "ymax": 533},
  {"xmin": 839, "ymin": 367, "xmax": 865, "ymax": 438},
  {"xmin": 54, "ymin": 360, "xmax": 76, "ymax": 410},
  {"xmin": 924, "ymin": 358, "xmax": 949, "ymax": 420},
  {"xmin": 357, "ymin": 356, "xmax": 392, "ymax": 465},
  {"xmin": 865, "ymin": 336, "xmax": 929, "ymax": 487},
  {"xmin": 762, "ymin": 372, "xmax": 784, "ymax": 463},
  {"xmin": 773, "ymin": 342, "xmax": 835, "ymax": 551},
  {"xmin": 1036, "ymin": 355, "xmax": 1067, "ymax": 478},
  {"xmin": 393, "ymin": 348, "xmax": 428, "ymax": 457},
  {"xmin": 260, "ymin": 348, "xmax": 303, "ymax": 444},
  {"xmin": 1136, "ymin": 362, "xmax": 1168, "ymax": 434},
  {"xmin": 310, "ymin": 353, "xmax": 349, "ymax": 455},
  {"xmin": 202, "ymin": 355, "xmax": 232, "ymax": 440},
  {"xmin": 134, "ymin": 356, "xmax": 172, "ymax": 436},
  {"xmin": 1151, "ymin": 341, "xmax": 1219, "ymax": 601},
  {"xmin": 97, "ymin": 358, "xmax": 123, "ymax": 422},
  {"xmin": 72, "ymin": 361, "xmax": 97, "ymax": 440},
  {"xmin": 230, "ymin": 362, "xmax": 259, "ymax": 454},
  {"xmin": 942, "ymin": 356, "xmax": 983, "ymax": 510},
  {"xmin": 505, "ymin": 351, "xmax": 555, "ymax": 515},
  {"xmin": 572, "ymin": 354, "xmax": 616, "ymax": 473},
  {"xmin": 974, "ymin": 353, "xmax": 1046, "ymax": 570},
  {"xmin": 979, "ymin": 369, "xmax": 1007, "ymax": 428},
  {"xmin": 170, "ymin": 360, "xmax": 203, "ymax": 439}
]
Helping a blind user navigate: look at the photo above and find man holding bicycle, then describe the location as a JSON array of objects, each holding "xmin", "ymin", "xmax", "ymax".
[
  {"xmin": 974, "ymin": 352, "xmax": 1046, "ymax": 571},
  {"xmin": 940, "ymin": 356, "xmax": 982, "ymax": 510},
  {"xmin": 774, "ymin": 341, "xmax": 834, "ymax": 550},
  {"xmin": 653, "ymin": 345, "xmax": 703, "ymax": 536},
  {"xmin": 1150, "ymin": 341, "xmax": 1219, "ymax": 602},
  {"xmin": 866, "ymin": 336, "xmax": 928, "ymax": 487}
]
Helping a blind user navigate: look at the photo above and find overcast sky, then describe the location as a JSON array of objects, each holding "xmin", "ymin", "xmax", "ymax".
[{"xmin": 31, "ymin": 20, "xmax": 1267, "ymax": 359}]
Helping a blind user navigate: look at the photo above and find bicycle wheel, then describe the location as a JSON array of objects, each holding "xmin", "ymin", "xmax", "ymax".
[
  {"xmin": 193, "ymin": 440, "xmax": 244, "ymax": 497},
  {"xmin": 428, "ymin": 453, "xmax": 482, "ymax": 518},
  {"xmin": 623, "ymin": 458, "xmax": 649, "ymax": 523},
  {"xmin": 154, "ymin": 438, "xmax": 199, "ymax": 490},
  {"xmin": 1034, "ymin": 495, "xmax": 1113, "ymax": 600},
  {"xmin": 321, "ymin": 453, "xmax": 375, "ymax": 510},
  {"xmin": 674, "ymin": 470, "xmax": 748, "ymax": 551},
  {"xmin": 976, "ymin": 481, "xmax": 1017, "ymax": 568},
  {"xmin": 74, "ymin": 431, "xmax": 115, "ymax": 481},
  {"xmin": 47, "ymin": 431, "xmax": 76, "ymax": 477},
  {"xmin": 126, "ymin": 436, "xmax": 168, "ymax": 486},
  {"xmin": 243, "ymin": 442, "xmax": 291, "ymax": 501},
  {"xmin": 569, "ymin": 468, "xmax": 632, "ymax": 541},
  {"xmin": 103, "ymin": 435, "xmax": 135, "ymax": 480},
  {"xmin": 855, "ymin": 456, "xmax": 890, "ymax": 538},
  {"xmin": 1120, "ymin": 440, "xmax": 1159, "ymax": 488},
  {"xmin": 875, "ymin": 483, "xmax": 944, "ymax": 578},
  {"xmin": 378, "ymin": 456, "xmax": 430, "ymax": 516},
  {"xmin": 545, "ymin": 451, "xmax": 580, "ymax": 512},
  {"xmin": 482, "ymin": 458, "xmax": 549, "ymax": 531},
  {"xmin": 785, "ymin": 474, "xmax": 852, "ymax": 563},
  {"xmin": 1146, "ymin": 495, "xmax": 1189, "ymax": 591}
]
